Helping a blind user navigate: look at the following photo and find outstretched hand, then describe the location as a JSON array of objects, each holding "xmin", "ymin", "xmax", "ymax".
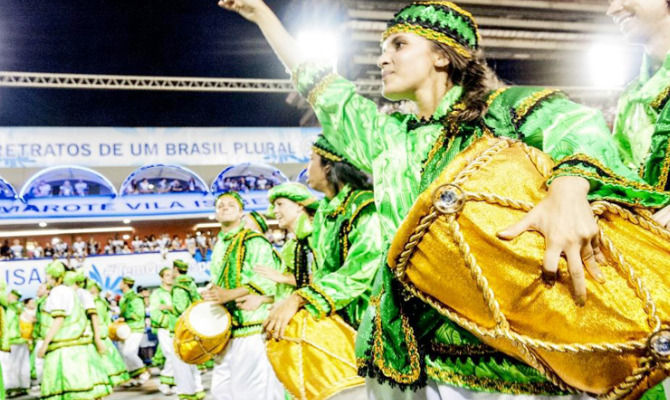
[
  {"xmin": 498, "ymin": 176, "xmax": 606, "ymax": 305},
  {"xmin": 217, "ymin": 0, "xmax": 267, "ymax": 22}
]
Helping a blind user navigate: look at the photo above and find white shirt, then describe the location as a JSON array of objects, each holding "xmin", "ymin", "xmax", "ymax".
[
  {"xmin": 10, "ymin": 244, "xmax": 23, "ymax": 259},
  {"xmin": 45, "ymin": 285, "xmax": 76, "ymax": 316}
]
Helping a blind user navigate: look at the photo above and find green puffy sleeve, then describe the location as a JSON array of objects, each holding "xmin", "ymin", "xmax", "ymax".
[
  {"xmin": 292, "ymin": 62, "xmax": 399, "ymax": 173},
  {"xmin": 149, "ymin": 289, "xmax": 172, "ymax": 330},
  {"xmin": 172, "ymin": 278, "xmax": 201, "ymax": 315},
  {"xmin": 297, "ymin": 207, "xmax": 383, "ymax": 320},
  {"xmin": 240, "ymin": 237, "xmax": 281, "ymax": 297},
  {"xmin": 487, "ymin": 88, "xmax": 670, "ymax": 208},
  {"xmin": 122, "ymin": 294, "xmax": 145, "ymax": 331}
]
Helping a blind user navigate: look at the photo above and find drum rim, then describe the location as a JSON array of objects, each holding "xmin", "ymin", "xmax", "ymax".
[{"xmin": 181, "ymin": 300, "xmax": 231, "ymax": 340}]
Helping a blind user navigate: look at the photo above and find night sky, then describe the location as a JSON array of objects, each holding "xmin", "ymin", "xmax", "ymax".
[{"xmin": 0, "ymin": 0, "xmax": 307, "ymax": 126}]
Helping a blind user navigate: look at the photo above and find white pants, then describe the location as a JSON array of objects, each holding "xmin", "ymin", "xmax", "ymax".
[
  {"xmin": 157, "ymin": 329, "xmax": 174, "ymax": 384},
  {"xmin": 157, "ymin": 329, "xmax": 203, "ymax": 395},
  {"xmin": 120, "ymin": 332, "xmax": 145, "ymax": 375},
  {"xmin": 0, "ymin": 344, "xmax": 31, "ymax": 390},
  {"xmin": 365, "ymin": 378, "xmax": 596, "ymax": 400},
  {"xmin": 211, "ymin": 334, "xmax": 284, "ymax": 400},
  {"xmin": 34, "ymin": 339, "xmax": 45, "ymax": 383}
]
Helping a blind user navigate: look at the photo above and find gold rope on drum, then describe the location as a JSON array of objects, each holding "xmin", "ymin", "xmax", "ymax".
[{"xmin": 390, "ymin": 138, "xmax": 670, "ymax": 398}]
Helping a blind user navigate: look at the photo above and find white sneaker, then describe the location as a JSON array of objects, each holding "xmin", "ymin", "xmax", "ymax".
[
  {"xmin": 137, "ymin": 371, "xmax": 151, "ymax": 385},
  {"xmin": 158, "ymin": 383, "xmax": 171, "ymax": 395},
  {"xmin": 121, "ymin": 378, "xmax": 138, "ymax": 388}
]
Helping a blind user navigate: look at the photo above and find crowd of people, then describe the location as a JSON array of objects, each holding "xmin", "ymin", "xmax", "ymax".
[
  {"xmin": 123, "ymin": 177, "xmax": 204, "ymax": 195},
  {"xmin": 213, "ymin": 173, "xmax": 282, "ymax": 193},
  {"xmin": 29, "ymin": 179, "xmax": 91, "ymax": 198},
  {"xmin": 1, "ymin": 0, "xmax": 670, "ymax": 399}
]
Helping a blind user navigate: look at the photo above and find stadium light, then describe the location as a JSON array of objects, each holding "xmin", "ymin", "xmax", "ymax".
[{"xmin": 297, "ymin": 30, "xmax": 339, "ymax": 67}]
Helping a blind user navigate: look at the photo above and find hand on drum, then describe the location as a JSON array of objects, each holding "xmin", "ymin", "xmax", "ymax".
[
  {"xmin": 202, "ymin": 285, "xmax": 231, "ymax": 304},
  {"xmin": 498, "ymin": 176, "xmax": 606, "ymax": 305},
  {"xmin": 236, "ymin": 294, "xmax": 269, "ymax": 311},
  {"xmin": 263, "ymin": 293, "xmax": 305, "ymax": 340},
  {"xmin": 652, "ymin": 205, "xmax": 670, "ymax": 229},
  {"xmin": 217, "ymin": 0, "xmax": 266, "ymax": 22}
]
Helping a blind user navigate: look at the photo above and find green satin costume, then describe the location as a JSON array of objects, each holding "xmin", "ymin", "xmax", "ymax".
[
  {"xmin": 93, "ymin": 294, "xmax": 130, "ymax": 387},
  {"xmin": 41, "ymin": 285, "xmax": 112, "ymax": 400},
  {"xmin": 119, "ymin": 290, "xmax": 145, "ymax": 333},
  {"xmin": 614, "ymin": 51, "xmax": 670, "ymax": 400},
  {"xmin": 0, "ymin": 285, "xmax": 6, "ymax": 400},
  {"xmin": 292, "ymin": 62, "xmax": 670, "ymax": 394},
  {"xmin": 210, "ymin": 223, "xmax": 282, "ymax": 337},
  {"xmin": 172, "ymin": 275, "xmax": 202, "ymax": 315},
  {"xmin": 296, "ymin": 185, "xmax": 383, "ymax": 329},
  {"xmin": 150, "ymin": 285, "xmax": 176, "ymax": 386},
  {"xmin": 613, "ymin": 51, "xmax": 670, "ymax": 191},
  {"xmin": 275, "ymin": 212, "xmax": 315, "ymax": 301}
]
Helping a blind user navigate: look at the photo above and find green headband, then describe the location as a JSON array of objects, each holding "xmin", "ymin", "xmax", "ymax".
[
  {"xmin": 382, "ymin": 1, "xmax": 480, "ymax": 59},
  {"xmin": 122, "ymin": 276, "xmax": 135, "ymax": 285},
  {"xmin": 173, "ymin": 259, "xmax": 189, "ymax": 273},
  {"xmin": 247, "ymin": 211, "xmax": 269, "ymax": 233},
  {"xmin": 267, "ymin": 182, "xmax": 319, "ymax": 218},
  {"xmin": 45, "ymin": 261, "xmax": 66, "ymax": 279},
  {"xmin": 312, "ymin": 135, "xmax": 346, "ymax": 163},
  {"xmin": 216, "ymin": 191, "xmax": 245, "ymax": 210}
]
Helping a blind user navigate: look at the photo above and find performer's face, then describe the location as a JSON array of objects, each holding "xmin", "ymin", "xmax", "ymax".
[
  {"xmin": 378, "ymin": 33, "xmax": 447, "ymax": 101},
  {"xmin": 273, "ymin": 198, "xmax": 303, "ymax": 230},
  {"xmin": 161, "ymin": 269, "xmax": 174, "ymax": 285},
  {"xmin": 215, "ymin": 196, "xmax": 244, "ymax": 224},
  {"xmin": 306, "ymin": 152, "xmax": 330, "ymax": 193},
  {"xmin": 607, "ymin": 0, "xmax": 669, "ymax": 43}
]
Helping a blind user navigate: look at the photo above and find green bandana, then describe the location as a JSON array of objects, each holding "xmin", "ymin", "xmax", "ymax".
[
  {"xmin": 173, "ymin": 259, "xmax": 189, "ymax": 273},
  {"xmin": 216, "ymin": 191, "xmax": 245, "ymax": 210},
  {"xmin": 247, "ymin": 211, "xmax": 269, "ymax": 233},
  {"xmin": 312, "ymin": 135, "xmax": 346, "ymax": 163},
  {"xmin": 267, "ymin": 182, "xmax": 319, "ymax": 218},
  {"xmin": 122, "ymin": 276, "xmax": 135, "ymax": 285},
  {"xmin": 382, "ymin": 1, "xmax": 480, "ymax": 59}
]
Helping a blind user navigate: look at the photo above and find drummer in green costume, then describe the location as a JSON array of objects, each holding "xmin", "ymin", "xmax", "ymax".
[
  {"xmin": 219, "ymin": 0, "xmax": 670, "ymax": 398},
  {"xmin": 607, "ymin": 0, "xmax": 670, "ymax": 397},
  {"xmin": 202, "ymin": 191, "xmax": 284, "ymax": 400},
  {"xmin": 118, "ymin": 276, "xmax": 150, "ymax": 384},
  {"xmin": 87, "ymin": 279, "xmax": 130, "ymax": 387},
  {"xmin": 4, "ymin": 288, "xmax": 30, "ymax": 397},
  {"xmin": 37, "ymin": 261, "xmax": 112, "ymax": 400},
  {"xmin": 150, "ymin": 267, "xmax": 176, "ymax": 393},
  {"xmin": 607, "ymin": 0, "xmax": 670, "ymax": 232},
  {"xmin": 263, "ymin": 137, "xmax": 383, "ymax": 337},
  {"xmin": 170, "ymin": 259, "xmax": 205, "ymax": 400},
  {"xmin": 248, "ymin": 182, "xmax": 319, "ymax": 306}
]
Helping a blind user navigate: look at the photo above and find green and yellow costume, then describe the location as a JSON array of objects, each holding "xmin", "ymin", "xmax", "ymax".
[
  {"xmin": 41, "ymin": 262, "xmax": 112, "ymax": 400},
  {"xmin": 267, "ymin": 182, "xmax": 319, "ymax": 300},
  {"xmin": 291, "ymin": 1, "xmax": 670, "ymax": 394},
  {"xmin": 0, "ymin": 281, "xmax": 7, "ymax": 400},
  {"xmin": 91, "ymin": 286, "xmax": 130, "ymax": 387},
  {"xmin": 210, "ymin": 222, "xmax": 282, "ymax": 337},
  {"xmin": 293, "ymin": 139, "xmax": 384, "ymax": 329},
  {"xmin": 150, "ymin": 284, "xmax": 176, "ymax": 386},
  {"xmin": 613, "ymin": 50, "xmax": 670, "ymax": 400}
]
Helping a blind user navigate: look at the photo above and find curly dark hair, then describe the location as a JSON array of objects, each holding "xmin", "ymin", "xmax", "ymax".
[
  {"xmin": 432, "ymin": 42, "xmax": 502, "ymax": 125},
  {"xmin": 319, "ymin": 157, "xmax": 373, "ymax": 192}
]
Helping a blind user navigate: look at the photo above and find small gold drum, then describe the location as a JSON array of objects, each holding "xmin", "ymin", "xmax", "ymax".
[
  {"xmin": 266, "ymin": 309, "xmax": 365, "ymax": 400},
  {"xmin": 388, "ymin": 136, "xmax": 670, "ymax": 399},
  {"xmin": 173, "ymin": 301, "xmax": 231, "ymax": 365},
  {"xmin": 108, "ymin": 320, "xmax": 131, "ymax": 342}
]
